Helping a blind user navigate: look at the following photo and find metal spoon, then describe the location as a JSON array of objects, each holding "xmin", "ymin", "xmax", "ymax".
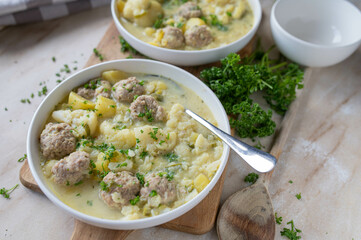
[{"xmin": 185, "ymin": 109, "xmax": 277, "ymax": 173}]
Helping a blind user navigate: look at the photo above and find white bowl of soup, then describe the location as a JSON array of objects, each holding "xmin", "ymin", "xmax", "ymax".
[
  {"xmin": 27, "ymin": 59, "xmax": 230, "ymax": 230},
  {"xmin": 111, "ymin": 0, "xmax": 262, "ymax": 66}
]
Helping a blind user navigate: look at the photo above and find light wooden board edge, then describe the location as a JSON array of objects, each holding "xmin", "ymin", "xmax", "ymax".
[{"xmin": 19, "ymin": 21, "xmax": 256, "ymax": 238}]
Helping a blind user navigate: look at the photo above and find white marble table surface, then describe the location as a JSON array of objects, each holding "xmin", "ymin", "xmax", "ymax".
[{"xmin": 0, "ymin": 1, "xmax": 360, "ymax": 239}]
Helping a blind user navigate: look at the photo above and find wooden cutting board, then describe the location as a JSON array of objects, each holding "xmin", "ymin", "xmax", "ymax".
[{"xmin": 19, "ymin": 22, "xmax": 255, "ymax": 237}]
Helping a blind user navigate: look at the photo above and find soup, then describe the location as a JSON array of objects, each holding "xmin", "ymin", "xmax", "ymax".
[
  {"xmin": 116, "ymin": 0, "xmax": 254, "ymax": 50},
  {"xmin": 39, "ymin": 70, "xmax": 223, "ymax": 220}
]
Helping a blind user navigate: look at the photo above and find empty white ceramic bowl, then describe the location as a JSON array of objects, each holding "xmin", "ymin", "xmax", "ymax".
[
  {"xmin": 111, "ymin": 0, "xmax": 262, "ymax": 66},
  {"xmin": 270, "ymin": 0, "xmax": 361, "ymax": 67},
  {"xmin": 27, "ymin": 59, "xmax": 230, "ymax": 230}
]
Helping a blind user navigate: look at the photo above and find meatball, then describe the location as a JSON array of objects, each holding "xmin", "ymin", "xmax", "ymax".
[
  {"xmin": 185, "ymin": 25, "xmax": 213, "ymax": 48},
  {"xmin": 130, "ymin": 95, "xmax": 166, "ymax": 122},
  {"xmin": 40, "ymin": 122, "xmax": 76, "ymax": 160},
  {"xmin": 161, "ymin": 26, "xmax": 185, "ymax": 49},
  {"xmin": 100, "ymin": 171, "xmax": 140, "ymax": 209},
  {"xmin": 95, "ymin": 80, "xmax": 112, "ymax": 98},
  {"xmin": 140, "ymin": 173, "xmax": 177, "ymax": 205},
  {"xmin": 112, "ymin": 77, "xmax": 145, "ymax": 102},
  {"xmin": 51, "ymin": 151, "xmax": 90, "ymax": 185},
  {"xmin": 77, "ymin": 79, "xmax": 111, "ymax": 99},
  {"xmin": 77, "ymin": 87, "xmax": 95, "ymax": 99},
  {"xmin": 177, "ymin": 2, "xmax": 202, "ymax": 19}
]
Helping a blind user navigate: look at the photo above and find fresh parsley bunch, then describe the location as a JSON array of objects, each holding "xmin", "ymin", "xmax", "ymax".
[{"xmin": 200, "ymin": 47, "xmax": 304, "ymax": 139}]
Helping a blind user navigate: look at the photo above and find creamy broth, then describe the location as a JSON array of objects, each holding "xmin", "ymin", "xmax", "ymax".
[
  {"xmin": 41, "ymin": 72, "xmax": 223, "ymax": 220},
  {"xmin": 117, "ymin": 0, "xmax": 254, "ymax": 50}
]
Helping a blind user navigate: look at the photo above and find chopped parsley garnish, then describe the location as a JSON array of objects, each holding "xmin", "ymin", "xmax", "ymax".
[
  {"xmin": 136, "ymin": 173, "xmax": 145, "ymax": 186},
  {"xmin": 113, "ymin": 124, "xmax": 126, "ymax": 130},
  {"xmin": 149, "ymin": 128, "xmax": 159, "ymax": 140},
  {"xmin": 100, "ymin": 181, "xmax": 109, "ymax": 191},
  {"xmin": 74, "ymin": 180, "xmax": 83, "ymax": 186},
  {"xmin": 93, "ymin": 48, "xmax": 104, "ymax": 61},
  {"xmin": 136, "ymin": 138, "xmax": 140, "ymax": 144},
  {"xmin": 30, "ymin": 93, "xmax": 34, "ymax": 98},
  {"xmin": 149, "ymin": 190, "xmax": 157, "ymax": 197},
  {"xmin": 164, "ymin": 153, "xmax": 178, "ymax": 162},
  {"xmin": 140, "ymin": 150, "xmax": 148, "ymax": 158},
  {"xmin": 289, "ymin": 180, "xmax": 293, "ymax": 184},
  {"xmin": 76, "ymin": 193, "xmax": 81, "ymax": 197},
  {"xmin": 226, "ymin": 11, "xmax": 232, "ymax": 17},
  {"xmin": 275, "ymin": 212, "xmax": 283, "ymax": 225},
  {"xmin": 139, "ymin": 80, "xmax": 144, "ymax": 86},
  {"xmin": 176, "ymin": 22, "xmax": 184, "ymax": 28},
  {"xmin": 18, "ymin": 154, "xmax": 27, "ymax": 162},
  {"xmin": 4, "ymin": 107, "xmax": 8, "ymax": 111},
  {"xmin": 159, "ymin": 140, "xmax": 165, "ymax": 145},
  {"xmin": 109, "ymin": 105, "xmax": 116, "ymax": 108},
  {"xmin": 87, "ymin": 200, "xmax": 93, "ymax": 206},
  {"xmin": 166, "ymin": 171, "xmax": 175, "ymax": 181},
  {"xmin": 129, "ymin": 196, "xmax": 140, "ymax": 205},
  {"xmin": 153, "ymin": 14, "xmax": 164, "ymax": 29},
  {"xmin": 280, "ymin": 220, "xmax": 302, "ymax": 240},
  {"xmin": 244, "ymin": 172, "xmax": 259, "ymax": 184},
  {"xmin": 52, "ymin": 57, "xmax": 56, "ymax": 62},
  {"xmin": 0, "ymin": 184, "xmax": 19, "ymax": 199},
  {"xmin": 295, "ymin": 193, "xmax": 302, "ymax": 200},
  {"xmin": 116, "ymin": 162, "xmax": 128, "ymax": 168},
  {"xmin": 210, "ymin": 14, "xmax": 228, "ymax": 31},
  {"xmin": 119, "ymin": 36, "xmax": 141, "ymax": 55}
]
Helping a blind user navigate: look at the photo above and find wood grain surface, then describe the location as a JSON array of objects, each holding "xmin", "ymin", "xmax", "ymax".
[{"xmin": 19, "ymin": 21, "xmax": 255, "ymax": 237}]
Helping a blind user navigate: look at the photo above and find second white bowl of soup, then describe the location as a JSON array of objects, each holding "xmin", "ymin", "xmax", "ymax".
[
  {"xmin": 27, "ymin": 59, "xmax": 230, "ymax": 229},
  {"xmin": 111, "ymin": 0, "xmax": 262, "ymax": 66}
]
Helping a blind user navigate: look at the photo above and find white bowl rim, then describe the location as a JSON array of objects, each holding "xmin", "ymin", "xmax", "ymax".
[
  {"xmin": 271, "ymin": 0, "xmax": 361, "ymax": 49},
  {"xmin": 27, "ymin": 58, "xmax": 231, "ymax": 229},
  {"xmin": 110, "ymin": 0, "xmax": 262, "ymax": 54}
]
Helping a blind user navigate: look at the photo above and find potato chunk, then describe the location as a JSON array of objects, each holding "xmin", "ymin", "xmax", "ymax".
[
  {"xmin": 184, "ymin": 18, "xmax": 206, "ymax": 32},
  {"xmin": 194, "ymin": 173, "xmax": 209, "ymax": 192},
  {"xmin": 95, "ymin": 95, "xmax": 117, "ymax": 118},
  {"xmin": 68, "ymin": 91, "xmax": 95, "ymax": 110},
  {"xmin": 102, "ymin": 70, "xmax": 129, "ymax": 84}
]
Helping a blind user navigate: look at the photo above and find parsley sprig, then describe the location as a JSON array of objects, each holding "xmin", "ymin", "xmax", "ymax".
[
  {"xmin": 201, "ymin": 45, "xmax": 304, "ymax": 139},
  {"xmin": 0, "ymin": 184, "xmax": 19, "ymax": 199},
  {"xmin": 280, "ymin": 220, "xmax": 302, "ymax": 240}
]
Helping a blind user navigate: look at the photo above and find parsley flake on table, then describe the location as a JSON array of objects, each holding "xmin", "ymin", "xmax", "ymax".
[
  {"xmin": 280, "ymin": 220, "xmax": 302, "ymax": 240},
  {"xmin": 93, "ymin": 48, "xmax": 104, "ymax": 61},
  {"xmin": 244, "ymin": 172, "xmax": 259, "ymax": 184},
  {"xmin": 275, "ymin": 212, "xmax": 283, "ymax": 224},
  {"xmin": 18, "ymin": 154, "xmax": 27, "ymax": 162},
  {"xmin": 295, "ymin": 193, "xmax": 301, "ymax": 200},
  {"xmin": 0, "ymin": 184, "xmax": 19, "ymax": 199}
]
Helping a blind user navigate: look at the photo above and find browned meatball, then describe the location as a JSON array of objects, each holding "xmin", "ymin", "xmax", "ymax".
[
  {"xmin": 162, "ymin": 26, "xmax": 185, "ymax": 49},
  {"xmin": 51, "ymin": 151, "xmax": 90, "ymax": 185},
  {"xmin": 77, "ymin": 87, "xmax": 95, "ymax": 99},
  {"xmin": 185, "ymin": 25, "xmax": 213, "ymax": 48},
  {"xmin": 177, "ymin": 2, "xmax": 202, "ymax": 19},
  {"xmin": 140, "ymin": 173, "xmax": 177, "ymax": 204},
  {"xmin": 112, "ymin": 77, "xmax": 145, "ymax": 102},
  {"xmin": 130, "ymin": 95, "xmax": 166, "ymax": 122},
  {"xmin": 77, "ymin": 79, "xmax": 111, "ymax": 99},
  {"xmin": 100, "ymin": 171, "xmax": 140, "ymax": 209},
  {"xmin": 40, "ymin": 123, "xmax": 76, "ymax": 160}
]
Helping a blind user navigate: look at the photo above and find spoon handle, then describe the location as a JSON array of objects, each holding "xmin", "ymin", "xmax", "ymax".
[{"xmin": 185, "ymin": 109, "xmax": 277, "ymax": 173}]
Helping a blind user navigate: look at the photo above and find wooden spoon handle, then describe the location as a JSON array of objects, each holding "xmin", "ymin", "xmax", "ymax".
[
  {"xmin": 263, "ymin": 68, "xmax": 312, "ymax": 185},
  {"xmin": 71, "ymin": 220, "xmax": 134, "ymax": 240}
]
